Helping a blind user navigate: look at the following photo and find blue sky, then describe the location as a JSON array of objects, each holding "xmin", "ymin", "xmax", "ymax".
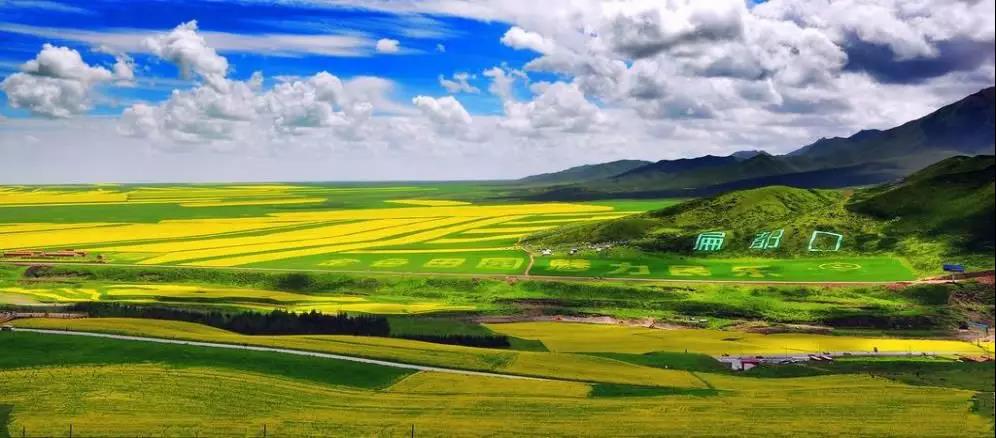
[
  {"xmin": 0, "ymin": 0, "xmax": 540, "ymax": 117},
  {"xmin": 0, "ymin": 1, "xmax": 992, "ymax": 183}
]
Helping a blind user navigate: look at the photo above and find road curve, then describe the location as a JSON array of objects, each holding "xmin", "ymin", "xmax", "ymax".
[{"xmin": 13, "ymin": 328, "xmax": 545, "ymax": 381}]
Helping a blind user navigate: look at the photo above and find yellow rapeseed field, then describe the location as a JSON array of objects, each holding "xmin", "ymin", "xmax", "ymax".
[
  {"xmin": 0, "ymin": 188, "xmax": 126, "ymax": 205},
  {"xmin": 428, "ymin": 234, "xmax": 527, "ymax": 244},
  {"xmin": 179, "ymin": 197, "xmax": 327, "ymax": 207},
  {"xmin": 92, "ymin": 218, "xmax": 419, "ymax": 254},
  {"xmin": 0, "ymin": 284, "xmax": 471, "ymax": 314},
  {"xmin": 460, "ymin": 226, "xmax": 555, "ymax": 234},
  {"xmin": 384, "ymin": 199, "xmax": 472, "ymax": 206},
  {"xmin": 190, "ymin": 216, "xmax": 525, "ymax": 267},
  {"xmin": 1, "ymin": 187, "xmax": 623, "ymax": 269},
  {"xmin": 0, "ymin": 219, "xmax": 302, "ymax": 251},
  {"xmin": 486, "ymin": 322, "xmax": 991, "ymax": 355}
]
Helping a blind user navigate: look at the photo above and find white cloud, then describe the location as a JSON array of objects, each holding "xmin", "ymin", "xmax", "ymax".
[
  {"xmin": 602, "ymin": 0, "xmax": 747, "ymax": 59},
  {"xmin": 500, "ymin": 26, "xmax": 556, "ymax": 54},
  {"xmin": 482, "ymin": 65, "xmax": 527, "ymax": 101},
  {"xmin": 143, "ymin": 21, "xmax": 228, "ymax": 89},
  {"xmin": 0, "ymin": 0, "xmax": 91, "ymax": 14},
  {"xmin": 117, "ymin": 23, "xmax": 395, "ymax": 147},
  {"xmin": 118, "ymin": 77, "xmax": 261, "ymax": 144},
  {"xmin": 0, "ymin": 22, "xmax": 379, "ymax": 58},
  {"xmin": 375, "ymin": 38, "xmax": 400, "ymax": 53},
  {"xmin": 19, "ymin": 43, "xmax": 112, "ymax": 82},
  {"xmin": 412, "ymin": 95, "xmax": 473, "ymax": 136},
  {"xmin": 0, "ymin": 44, "xmax": 113, "ymax": 118},
  {"xmin": 438, "ymin": 72, "xmax": 480, "ymax": 94},
  {"xmin": 500, "ymin": 81, "xmax": 609, "ymax": 136},
  {"xmin": 264, "ymin": 72, "xmax": 374, "ymax": 136}
]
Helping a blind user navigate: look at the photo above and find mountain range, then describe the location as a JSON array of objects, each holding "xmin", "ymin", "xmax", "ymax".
[{"xmin": 518, "ymin": 86, "xmax": 995, "ymax": 199}]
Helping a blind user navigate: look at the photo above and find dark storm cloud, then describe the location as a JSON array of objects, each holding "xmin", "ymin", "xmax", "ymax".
[{"xmin": 843, "ymin": 37, "xmax": 995, "ymax": 84}]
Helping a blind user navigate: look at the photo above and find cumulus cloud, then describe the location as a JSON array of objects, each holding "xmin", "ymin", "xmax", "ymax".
[
  {"xmin": 500, "ymin": 81, "xmax": 608, "ymax": 136},
  {"xmin": 482, "ymin": 65, "xmax": 527, "ymax": 101},
  {"xmin": 412, "ymin": 95, "xmax": 474, "ymax": 137},
  {"xmin": 602, "ymin": 0, "xmax": 746, "ymax": 59},
  {"xmin": 265, "ymin": 72, "xmax": 374, "ymax": 136},
  {"xmin": 438, "ymin": 72, "xmax": 480, "ymax": 94},
  {"xmin": 500, "ymin": 26, "xmax": 556, "ymax": 54},
  {"xmin": 118, "ymin": 76, "xmax": 261, "ymax": 144},
  {"xmin": 375, "ymin": 38, "xmax": 400, "ymax": 53},
  {"xmin": 0, "ymin": 44, "xmax": 113, "ymax": 118},
  {"xmin": 143, "ymin": 20, "xmax": 228, "ymax": 89},
  {"xmin": 119, "ymin": 23, "xmax": 386, "ymax": 147}
]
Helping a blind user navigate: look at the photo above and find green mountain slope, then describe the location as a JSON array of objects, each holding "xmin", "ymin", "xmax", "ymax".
[
  {"xmin": 525, "ymin": 155, "xmax": 996, "ymax": 273},
  {"xmin": 849, "ymin": 155, "xmax": 995, "ymax": 252},
  {"xmin": 526, "ymin": 185, "xmax": 881, "ymax": 256},
  {"xmin": 517, "ymin": 159, "xmax": 651, "ymax": 185}
]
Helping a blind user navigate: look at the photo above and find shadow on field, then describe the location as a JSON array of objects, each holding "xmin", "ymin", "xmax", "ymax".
[{"xmin": 0, "ymin": 405, "xmax": 12, "ymax": 438}]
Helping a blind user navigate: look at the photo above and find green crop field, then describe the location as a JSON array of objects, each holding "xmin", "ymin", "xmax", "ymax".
[
  {"xmin": 530, "ymin": 254, "xmax": 917, "ymax": 282},
  {"xmin": 1, "ymin": 324, "xmax": 992, "ymax": 436}
]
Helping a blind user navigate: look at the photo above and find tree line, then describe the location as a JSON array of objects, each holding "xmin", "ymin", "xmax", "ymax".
[
  {"xmin": 65, "ymin": 302, "xmax": 512, "ymax": 348},
  {"xmin": 393, "ymin": 334, "xmax": 511, "ymax": 348},
  {"xmin": 70, "ymin": 302, "xmax": 390, "ymax": 336}
]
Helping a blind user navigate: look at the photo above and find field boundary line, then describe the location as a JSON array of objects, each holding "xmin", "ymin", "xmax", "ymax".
[{"xmin": 14, "ymin": 328, "xmax": 547, "ymax": 381}]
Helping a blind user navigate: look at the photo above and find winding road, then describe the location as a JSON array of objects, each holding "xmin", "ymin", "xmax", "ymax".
[{"xmin": 12, "ymin": 327, "xmax": 545, "ymax": 381}]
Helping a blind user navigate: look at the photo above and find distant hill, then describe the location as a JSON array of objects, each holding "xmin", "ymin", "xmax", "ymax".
[
  {"xmin": 519, "ymin": 86, "xmax": 995, "ymax": 199},
  {"xmin": 524, "ymin": 155, "xmax": 996, "ymax": 273},
  {"xmin": 517, "ymin": 159, "xmax": 651, "ymax": 185}
]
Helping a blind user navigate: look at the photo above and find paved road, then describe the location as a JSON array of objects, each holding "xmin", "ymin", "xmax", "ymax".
[
  {"xmin": 13, "ymin": 328, "xmax": 545, "ymax": 381},
  {"xmin": 2, "ymin": 260, "xmax": 920, "ymax": 286}
]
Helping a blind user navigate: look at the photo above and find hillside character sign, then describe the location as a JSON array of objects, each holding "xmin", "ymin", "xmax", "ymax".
[
  {"xmin": 694, "ymin": 232, "xmax": 726, "ymax": 251},
  {"xmin": 750, "ymin": 229, "xmax": 784, "ymax": 250},
  {"xmin": 807, "ymin": 231, "xmax": 844, "ymax": 251}
]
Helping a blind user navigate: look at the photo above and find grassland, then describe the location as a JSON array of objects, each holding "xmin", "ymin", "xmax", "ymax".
[
  {"xmin": 1, "ymin": 329, "xmax": 991, "ymax": 437},
  {"xmin": 0, "ymin": 331, "xmax": 412, "ymax": 389},
  {"xmin": 4, "ymin": 262, "xmax": 984, "ymax": 329},
  {"xmin": 3, "ymin": 262, "xmax": 983, "ymax": 328}
]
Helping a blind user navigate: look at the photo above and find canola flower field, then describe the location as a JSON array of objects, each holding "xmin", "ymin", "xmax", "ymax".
[
  {"xmin": 4, "ymin": 319, "xmax": 992, "ymax": 437},
  {"xmin": 0, "ymin": 184, "xmax": 640, "ymax": 274},
  {"xmin": 1, "ymin": 183, "xmax": 914, "ymax": 281},
  {"xmin": 0, "ymin": 184, "xmax": 631, "ymax": 274}
]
